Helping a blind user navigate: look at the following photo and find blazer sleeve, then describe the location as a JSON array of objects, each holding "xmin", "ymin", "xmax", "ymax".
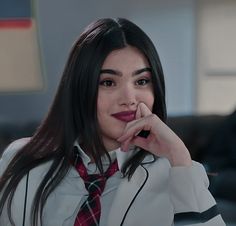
[{"xmin": 169, "ymin": 161, "xmax": 226, "ymax": 226}]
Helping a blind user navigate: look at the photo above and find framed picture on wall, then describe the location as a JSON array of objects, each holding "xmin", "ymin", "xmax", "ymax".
[{"xmin": 0, "ymin": 0, "xmax": 44, "ymax": 92}]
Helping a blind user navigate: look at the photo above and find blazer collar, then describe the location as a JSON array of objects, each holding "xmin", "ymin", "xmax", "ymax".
[
  {"xmin": 73, "ymin": 141, "xmax": 155, "ymax": 171},
  {"xmin": 72, "ymin": 141, "xmax": 141, "ymax": 172}
]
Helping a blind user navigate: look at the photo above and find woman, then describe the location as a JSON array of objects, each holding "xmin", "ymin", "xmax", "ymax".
[{"xmin": 0, "ymin": 18, "xmax": 225, "ymax": 226}]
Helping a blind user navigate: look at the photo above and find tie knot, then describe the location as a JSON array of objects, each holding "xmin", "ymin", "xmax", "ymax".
[
  {"xmin": 73, "ymin": 153, "xmax": 119, "ymax": 196},
  {"xmin": 84, "ymin": 174, "xmax": 106, "ymax": 196}
]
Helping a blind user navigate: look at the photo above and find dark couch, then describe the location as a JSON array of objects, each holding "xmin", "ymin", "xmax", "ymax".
[
  {"xmin": 167, "ymin": 110, "xmax": 236, "ymax": 224},
  {"xmin": 0, "ymin": 110, "xmax": 236, "ymax": 224}
]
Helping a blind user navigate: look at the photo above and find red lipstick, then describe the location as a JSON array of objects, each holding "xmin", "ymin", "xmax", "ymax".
[{"xmin": 111, "ymin": 111, "xmax": 136, "ymax": 122}]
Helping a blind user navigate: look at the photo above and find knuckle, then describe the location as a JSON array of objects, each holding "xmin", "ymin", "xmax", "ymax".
[{"xmin": 149, "ymin": 114, "xmax": 157, "ymax": 121}]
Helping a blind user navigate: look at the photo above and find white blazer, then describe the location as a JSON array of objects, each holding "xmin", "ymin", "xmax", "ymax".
[{"xmin": 0, "ymin": 139, "xmax": 226, "ymax": 226}]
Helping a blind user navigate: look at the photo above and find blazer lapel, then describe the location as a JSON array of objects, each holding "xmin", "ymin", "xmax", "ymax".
[
  {"xmin": 42, "ymin": 167, "xmax": 86, "ymax": 225},
  {"xmin": 107, "ymin": 164, "xmax": 149, "ymax": 226}
]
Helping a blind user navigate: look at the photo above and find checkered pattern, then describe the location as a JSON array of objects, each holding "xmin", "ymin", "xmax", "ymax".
[{"xmin": 73, "ymin": 154, "xmax": 119, "ymax": 226}]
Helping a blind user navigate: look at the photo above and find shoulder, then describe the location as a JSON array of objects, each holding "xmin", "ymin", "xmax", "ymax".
[
  {"xmin": 142, "ymin": 155, "xmax": 171, "ymax": 172},
  {"xmin": 0, "ymin": 138, "xmax": 30, "ymax": 174},
  {"xmin": 1, "ymin": 137, "xmax": 30, "ymax": 159}
]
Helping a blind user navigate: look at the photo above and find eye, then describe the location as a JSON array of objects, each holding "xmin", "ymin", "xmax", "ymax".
[
  {"xmin": 99, "ymin": 79, "xmax": 115, "ymax": 87},
  {"xmin": 136, "ymin": 78, "xmax": 151, "ymax": 86}
]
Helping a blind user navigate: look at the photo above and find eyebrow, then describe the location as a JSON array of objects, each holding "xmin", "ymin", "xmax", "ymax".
[{"xmin": 100, "ymin": 67, "xmax": 152, "ymax": 76}]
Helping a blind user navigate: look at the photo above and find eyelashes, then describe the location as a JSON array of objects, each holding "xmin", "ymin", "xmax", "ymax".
[
  {"xmin": 99, "ymin": 78, "xmax": 152, "ymax": 87},
  {"xmin": 135, "ymin": 78, "xmax": 151, "ymax": 86},
  {"xmin": 99, "ymin": 79, "xmax": 115, "ymax": 87}
]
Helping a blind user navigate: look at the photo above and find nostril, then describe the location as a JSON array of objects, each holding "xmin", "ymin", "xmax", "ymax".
[{"xmin": 120, "ymin": 101, "xmax": 136, "ymax": 106}]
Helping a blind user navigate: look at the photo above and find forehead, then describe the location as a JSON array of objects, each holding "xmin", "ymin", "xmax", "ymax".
[{"xmin": 101, "ymin": 46, "xmax": 150, "ymax": 69}]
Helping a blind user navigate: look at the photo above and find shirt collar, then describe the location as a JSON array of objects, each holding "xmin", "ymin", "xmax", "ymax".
[{"xmin": 73, "ymin": 140, "xmax": 139, "ymax": 170}]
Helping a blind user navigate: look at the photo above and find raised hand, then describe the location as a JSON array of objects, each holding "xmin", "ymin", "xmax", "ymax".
[{"xmin": 117, "ymin": 103, "xmax": 192, "ymax": 167}]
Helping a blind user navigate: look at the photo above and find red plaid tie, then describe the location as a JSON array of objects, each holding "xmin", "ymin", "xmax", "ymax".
[{"xmin": 74, "ymin": 154, "xmax": 119, "ymax": 226}]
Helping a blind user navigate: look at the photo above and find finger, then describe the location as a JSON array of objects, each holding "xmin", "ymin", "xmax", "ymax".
[
  {"xmin": 121, "ymin": 135, "xmax": 152, "ymax": 153},
  {"xmin": 117, "ymin": 127, "xmax": 140, "ymax": 143},
  {"xmin": 131, "ymin": 136, "xmax": 150, "ymax": 151},
  {"xmin": 120, "ymin": 137, "xmax": 132, "ymax": 152},
  {"xmin": 117, "ymin": 120, "xmax": 151, "ymax": 142},
  {"xmin": 120, "ymin": 103, "xmax": 152, "ymax": 137},
  {"xmin": 135, "ymin": 102, "xmax": 152, "ymax": 119}
]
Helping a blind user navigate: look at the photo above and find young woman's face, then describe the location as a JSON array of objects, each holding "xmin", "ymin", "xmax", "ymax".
[{"xmin": 97, "ymin": 46, "xmax": 154, "ymax": 151}]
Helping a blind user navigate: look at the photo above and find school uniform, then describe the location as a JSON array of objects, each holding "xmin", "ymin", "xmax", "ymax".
[{"xmin": 0, "ymin": 139, "xmax": 226, "ymax": 226}]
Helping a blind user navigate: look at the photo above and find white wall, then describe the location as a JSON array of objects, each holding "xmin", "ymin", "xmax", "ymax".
[
  {"xmin": 196, "ymin": 0, "xmax": 236, "ymax": 114},
  {"xmin": 126, "ymin": 1, "xmax": 195, "ymax": 115}
]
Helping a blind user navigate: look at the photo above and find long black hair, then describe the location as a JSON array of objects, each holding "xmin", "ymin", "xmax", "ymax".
[{"xmin": 0, "ymin": 18, "xmax": 166, "ymax": 225}]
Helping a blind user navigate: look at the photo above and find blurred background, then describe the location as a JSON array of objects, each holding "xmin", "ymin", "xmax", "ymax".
[
  {"xmin": 0, "ymin": 0, "xmax": 236, "ymax": 224},
  {"xmin": 0, "ymin": 0, "xmax": 236, "ymax": 124}
]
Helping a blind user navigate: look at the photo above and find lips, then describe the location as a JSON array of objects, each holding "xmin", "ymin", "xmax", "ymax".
[{"xmin": 111, "ymin": 111, "xmax": 136, "ymax": 122}]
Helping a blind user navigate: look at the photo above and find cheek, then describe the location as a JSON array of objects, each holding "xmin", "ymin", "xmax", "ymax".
[
  {"xmin": 148, "ymin": 98, "xmax": 155, "ymax": 111},
  {"xmin": 97, "ymin": 92, "xmax": 111, "ymax": 118},
  {"xmin": 97, "ymin": 93, "xmax": 103, "ymax": 118},
  {"xmin": 140, "ymin": 92, "xmax": 155, "ymax": 111}
]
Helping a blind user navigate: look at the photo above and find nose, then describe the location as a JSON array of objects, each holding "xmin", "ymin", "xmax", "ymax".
[{"xmin": 118, "ymin": 84, "xmax": 137, "ymax": 107}]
